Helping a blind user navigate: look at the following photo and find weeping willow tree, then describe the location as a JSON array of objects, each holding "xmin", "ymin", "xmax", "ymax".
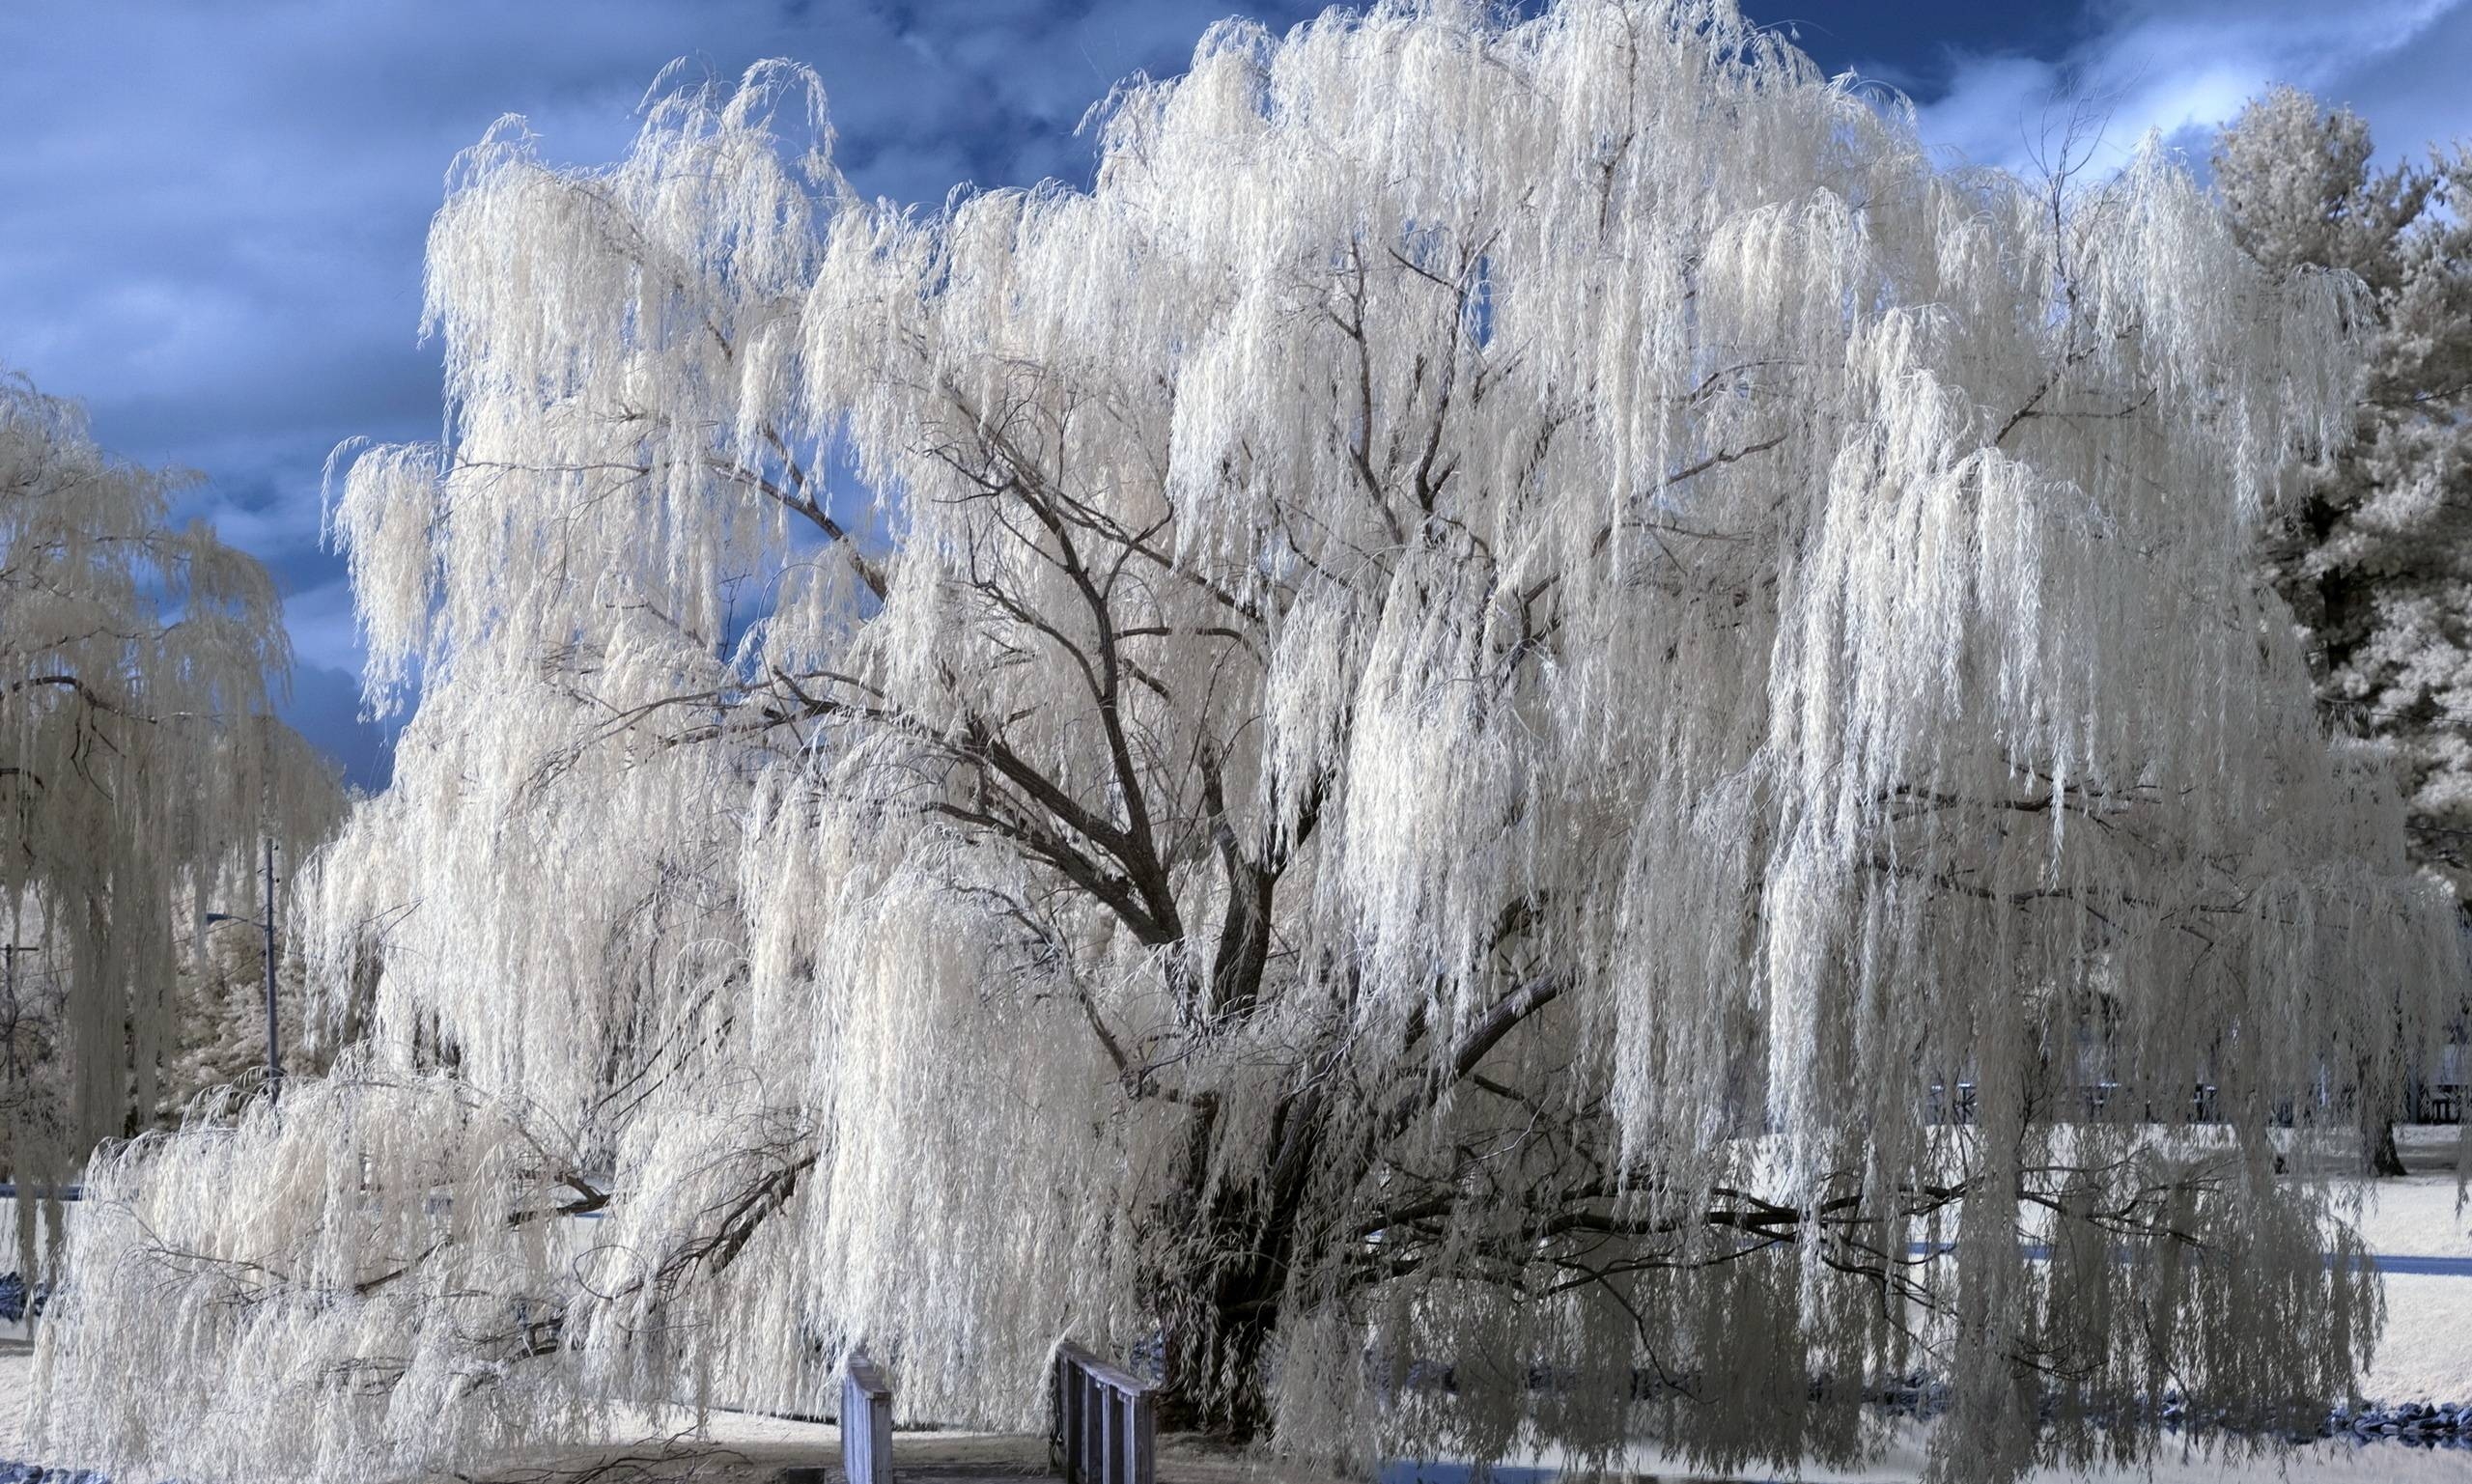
[
  {"xmin": 37, "ymin": 4, "xmax": 2468, "ymax": 1482},
  {"xmin": 1, "ymin": 374, "xmax": 338, "ymax": 1271}
]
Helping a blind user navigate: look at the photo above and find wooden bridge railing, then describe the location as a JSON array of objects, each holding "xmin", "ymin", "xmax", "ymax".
[
  {"xmin": 842, "ymin": 1352, "xmax": 892, "ymax": 1484},
  {"xmin": 1050, "ymin": 1341, "xmax": 1156, "ymax": 1484}
]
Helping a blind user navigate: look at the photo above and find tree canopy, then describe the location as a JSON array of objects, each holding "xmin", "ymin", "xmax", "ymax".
[
  {"xmin": 38, "ymin": 5, "xmax": 2465, "ymax": 1482},
  {"xmin": 2219, "ymin": 85, "xmax": 2472, "ymax": 901},
  {"xmin": 0, "ymin": 374, "xmax": 336, "ymax": 1266}
]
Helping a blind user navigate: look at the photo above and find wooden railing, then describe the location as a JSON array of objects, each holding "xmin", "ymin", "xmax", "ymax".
[
  {"xmin": 1050, "ymin": 1341, "xmax": 1156, "ymax": 1484},
  {"xmin": 842, "ymin": 1352, "xmax": 892, "ymax": 1484}
]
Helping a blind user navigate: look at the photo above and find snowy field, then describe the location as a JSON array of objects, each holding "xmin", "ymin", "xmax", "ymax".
[
  {"xmin": 7, "ymin": 1130, "xmax": 2472, "ymax": 1482},
  {"xmin": 9, "ymin": 1344, "xmax": 2472, "ymax": 1483},
  {"xmin": 14, "ymin": 1360, "xmax": 2472, "ymax": 1484},
  {"xmin": 2340, "ymin": 1126, "xmax": 2472, "ymax": 1405}
]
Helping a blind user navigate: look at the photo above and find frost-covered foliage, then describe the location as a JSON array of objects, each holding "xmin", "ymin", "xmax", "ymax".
[
  {"xmin": 159, "ymin": 912, "xmax": 340, "ymax": 1119},
  {"xmin": 40, "ymin": 7, "xmax": 2467, "ymax": 1483},
  {"xmin": 2218, "ymin": 87, "xmax": 2472, "ymax": 899},
  {"xmin": 0, "ymin": 374, "xmax": 339, "ymax": 1271}
]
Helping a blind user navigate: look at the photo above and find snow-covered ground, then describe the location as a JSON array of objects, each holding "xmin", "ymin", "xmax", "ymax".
[
  {"xmin": 7, "ymin": 1132, "xmax": 2472, "ymax": 1481},
  {"xmin": 14, "ymin": 1354, "xmax": 2472, "ymax": 1484},
  {"xmin": 9, "ymin": 1344, "xmax": 2472, "ymax": 1482}
]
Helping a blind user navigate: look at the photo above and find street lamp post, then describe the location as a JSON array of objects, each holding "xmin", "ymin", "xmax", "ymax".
[
  {"xmin": 1, "ymin": 939, "xmax": 41, "ymax": 1045},
  {"xmin": 205, "ymin": 834, "xmax": 280, "ymax": 1091}
]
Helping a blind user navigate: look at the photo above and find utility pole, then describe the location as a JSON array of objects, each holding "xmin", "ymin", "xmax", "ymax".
[
  {"xmin": 256, "ymin": 712, "xmax": 281, "ymax": 1096},
  {"xmin": 1, "ymin": 940, "xmax": 42, "ymax": 1090},
  {"xmin": 261, "ymin": 834, "xmax": 280, "ymax": 1091},
  {"xmin": 205, "ymin": 832, "xmax": 282, "ymax": 1096}
]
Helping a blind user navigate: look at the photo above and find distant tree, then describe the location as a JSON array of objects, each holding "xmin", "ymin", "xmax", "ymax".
[
  {"xmin": 0, "ymin": 373, "xmax": 337, "ymax": 1270},
  {"xmin": 41, "ymin": 8, "xmax": 2464, "ymax": 1484},
  {"xmin": 2219, "ymin": 87, "xmax": 2472, "ymax": 891},
  {"xmin": 2216, "ymin": 87, "xmax": 2472, "ymax": 1172},
  {"xmin": 158, "ymin": 913, "xmax": 335, "ymax": 1120}
]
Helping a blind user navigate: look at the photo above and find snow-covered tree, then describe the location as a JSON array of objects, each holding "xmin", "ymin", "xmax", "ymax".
[
  {"xmin": 0, "ymin": 374, "xmax": 338, "ymax": 1268},
  {"xmin": 41, "ymin": 7, "xmax": 2465, "ymax": 1483},
  {"xmin": 2217, "ymin": 87, "xmax": 2472, "ymax": 900},
  {"xmin": 2215, "ymin": 88, "xmax": 2472, "ymax": 1176},
  {"xmin": 158, "ymin": 910, "xmax": 339, "ymax": 1120}
]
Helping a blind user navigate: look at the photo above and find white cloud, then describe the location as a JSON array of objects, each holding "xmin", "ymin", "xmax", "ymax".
[
  {"xmin": 0, "ymin": 0, "xmax": 1325, "ymax": 778},
  {"xmin": 1909, "ymin": 0, "xmax": 2472, "ymax": 177}
]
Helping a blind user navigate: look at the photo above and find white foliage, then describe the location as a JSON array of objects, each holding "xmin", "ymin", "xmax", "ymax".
[
  {"xmin": 2218, "ymin": 86, "xmax": 2472, "ymax": 901},
  {"xmin": 40, "ymin": 8, "xmax": 2467, "ymax": 1484}
]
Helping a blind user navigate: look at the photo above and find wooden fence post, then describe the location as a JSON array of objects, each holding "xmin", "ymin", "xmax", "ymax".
[
  {"xmin": 842, "ymin": 1352, "xmax": 892, "ymax": 1484},
  {"xmin": 1049, "ymin": 1342, "xmax": 1155, "ymax": 1484}
]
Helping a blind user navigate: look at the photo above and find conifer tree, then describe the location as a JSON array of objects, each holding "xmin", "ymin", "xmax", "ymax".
[
  {"xmin": 2219, "ymin": 86, "xmax": 2472, "ymax": 898},
  {"xmin": 2217, "ymin": 87, "xmax": 2472, "ymax": 1174}
]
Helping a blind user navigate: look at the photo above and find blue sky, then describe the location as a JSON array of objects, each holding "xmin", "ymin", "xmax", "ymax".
[{"xmin": 3, "ymin": 0, "xmax": 2467, "ymax": 788}]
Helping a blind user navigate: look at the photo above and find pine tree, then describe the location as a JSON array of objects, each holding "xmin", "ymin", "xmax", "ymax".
[
  {"xmin": 2217, "ymin": 87, "xmax": 2472, "ymax": 1174},
  {"xmin": 2219, "ymin": 86, "xmax": 2472, "ymax": 896}
]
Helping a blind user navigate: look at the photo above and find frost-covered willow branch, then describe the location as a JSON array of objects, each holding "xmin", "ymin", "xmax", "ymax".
[
  {"xmin": 0, "ymin": 374, "xmax": 341, "ymax": 1276},
  {"xmin": 38, "ymin": 5, "xmax": 2466, "ymax": 1484}
]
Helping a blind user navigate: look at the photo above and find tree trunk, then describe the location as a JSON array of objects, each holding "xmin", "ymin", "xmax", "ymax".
[
  {"xmin": 2357, "ymin": 1051, "xmax": 2409, "ymax": 1177},
  {"xmin": 1155, "ymin": 1277, "xmax": 1278, "ymax": 1441},
  {"xmin": 2367, "ymin": 1117, "xmax": 2407, "ymax": 1177},
  {"xmin": 1152, "ymin": 1091, "xmax": 1316, "ymax": 1442}
]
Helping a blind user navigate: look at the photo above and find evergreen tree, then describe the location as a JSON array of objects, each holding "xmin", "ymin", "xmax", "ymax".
[
  {"xmin": 2217, "ymin": 86, "xmax": 2472, "ymax": 1173},
  {"xmin": 2219, "ymin": 86, "xmax": 2472, "ymax": 896}
]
